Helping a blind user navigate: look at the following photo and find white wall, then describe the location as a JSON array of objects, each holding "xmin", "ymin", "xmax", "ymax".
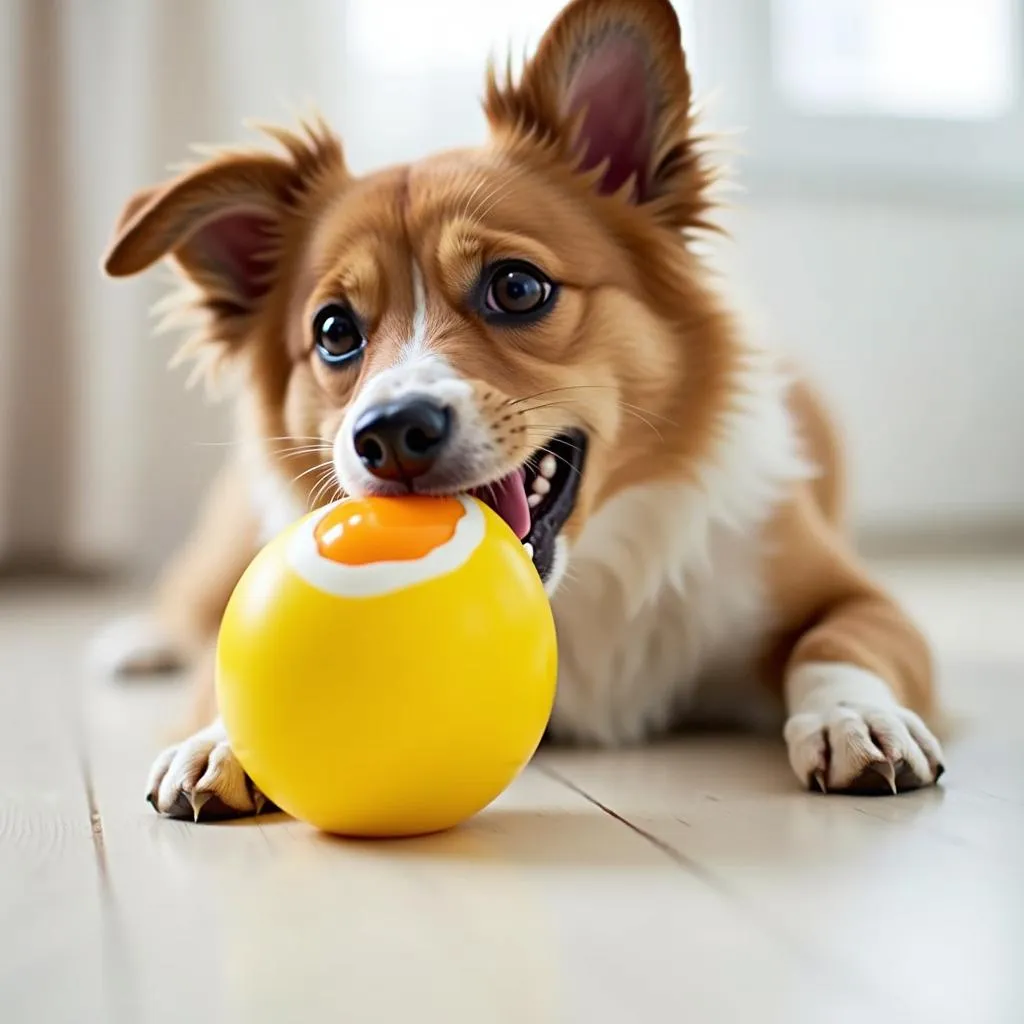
[{"xmin": 717, "ymin": 191, "xmax": 1024, "ymax": 533}]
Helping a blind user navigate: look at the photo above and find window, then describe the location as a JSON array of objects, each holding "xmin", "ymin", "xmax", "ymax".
[
  {"xmin": 347, "ymin": 0, "xmax": 567, "ymax": 73},
  {"xmin": 693, "ymin": 0, "xmax": 1024, "ymax": 193},
  {"xmin": 347, "ymin": 1, "xmax": 695, "ymax": 74},
  {"xmin": 772, "ymin": 0, "xmax": 1016, "ymax": 121}
]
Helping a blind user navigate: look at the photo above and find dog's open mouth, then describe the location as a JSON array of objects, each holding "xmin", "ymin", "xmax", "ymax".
[{"xmin": 469, "ymin": 430, "xmax": 587, "ymax": 581}]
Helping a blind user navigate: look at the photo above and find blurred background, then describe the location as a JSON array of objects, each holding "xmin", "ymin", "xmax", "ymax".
[{"xmin": 2, "ymin": 0, "xmax": 1023, "ymax": 580}]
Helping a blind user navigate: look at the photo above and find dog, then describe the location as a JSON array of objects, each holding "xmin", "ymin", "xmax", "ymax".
[{"xmin": 97, "ymin": 0, "xmax": 944, "ymax": 820}]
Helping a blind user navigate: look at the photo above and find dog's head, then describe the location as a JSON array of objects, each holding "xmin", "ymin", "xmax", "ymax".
[{"xmin": 105, "ymin": 0, "xmax": 728, "ymax": 593}]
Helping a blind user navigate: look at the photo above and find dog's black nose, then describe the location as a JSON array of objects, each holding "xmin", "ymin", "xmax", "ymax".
[{"xmin": 352, "ymin": 396, "xmax": 453, "ymax": 483}]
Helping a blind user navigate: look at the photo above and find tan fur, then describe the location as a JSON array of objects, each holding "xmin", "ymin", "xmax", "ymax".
[
  {"xmin": 103, "ymin": 0, "xmax": 939, "ymax": 806},
  {"xmin": 762, "ymin": 481, "xmax": 934, "ymax": 714},
  {"xmin": 787, "ymin": 377, "xmax": 845, "ymax": 528}
]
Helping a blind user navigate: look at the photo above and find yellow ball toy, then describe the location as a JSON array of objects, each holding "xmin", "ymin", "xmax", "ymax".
[{"xmin": 215, "ymin": 494, "xmax": 557, "ymax": 837}]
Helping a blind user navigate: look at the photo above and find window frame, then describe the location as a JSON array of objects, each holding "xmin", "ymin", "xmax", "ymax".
[{"xmin": 691, "ymin": 0, "xmax": 1024, "ymax": 197}]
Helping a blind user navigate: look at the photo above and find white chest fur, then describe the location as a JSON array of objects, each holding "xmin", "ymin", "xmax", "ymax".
[
  {"xmin": 548, "ymin": 349, "xmax": 814, "ymax": 746},
  {"xmin": 549, "ymin": 485, "xmax": 778, "ymax": 744}
]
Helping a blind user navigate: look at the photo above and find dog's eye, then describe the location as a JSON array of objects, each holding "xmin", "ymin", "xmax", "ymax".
[
  {"xmin": 483, "ymin": 261, "xmax": 555, "ymax": 321},
  {"xmin": 313, "ymin": 304, "xmax": 365, "ymax": 366}
]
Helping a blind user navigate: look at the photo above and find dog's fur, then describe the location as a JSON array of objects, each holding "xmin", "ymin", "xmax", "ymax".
[{"xmin": 97, "ymin": 0, "xmax": 943, "ymax": 819}]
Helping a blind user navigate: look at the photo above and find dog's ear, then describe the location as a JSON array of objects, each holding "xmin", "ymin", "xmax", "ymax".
[
  {"xmin": 104, "ymin": 121, "xmax": 346, "ymax": 318},
  {"xmin": 111, "ymin": 185, "xmax": 160, "ymax": 238},
  {"xmin": 484, "ymin": 0, "xmax": 712, "ymax": 229}
]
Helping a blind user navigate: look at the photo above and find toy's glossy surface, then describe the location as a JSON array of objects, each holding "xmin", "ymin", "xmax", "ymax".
[{"xmin": 216, "ymin": 495, "xmax": 557, "ymax": 837}]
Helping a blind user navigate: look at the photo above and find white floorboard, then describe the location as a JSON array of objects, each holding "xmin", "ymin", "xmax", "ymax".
[{"xmin": 2, "ymin": 558, "xmax": 1022, "ymax": 1023}]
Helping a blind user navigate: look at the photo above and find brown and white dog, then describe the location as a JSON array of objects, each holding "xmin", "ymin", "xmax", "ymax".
[{"xmin": 97, "ymin": 0, "xmax": 943, "ymax": 819}]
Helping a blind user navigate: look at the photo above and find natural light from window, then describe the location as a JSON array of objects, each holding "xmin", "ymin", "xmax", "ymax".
[
  {"xmin": 347, "ymin": 0, "xmax": 695, "ymax": 74},
  {"xmin": 348, "ymin": 0, "xmax": 574, "ymax": 72},
  {"xmin": 772, "ymin": 0, "xmax": 1017, "ymax": 120}
]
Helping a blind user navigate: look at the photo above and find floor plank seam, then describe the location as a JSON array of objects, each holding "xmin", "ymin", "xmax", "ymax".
[
  {"xmin": 80, "ymin": 754, "xmax": 109, "ymax": 878},
  {"xmin": 77, "ymin": 745, "xmax": 145, "ymax": 1024},
  {"xmin": 69, "ymin": 688, "xmax": 109, "ymax": 881},
  {"xmin": 535, "ymin": 762, "xmax": 911, "ymax": 1010},
  {"xmin": 535, "ymin": 763, "xmax": 720, "ymax": 887}
]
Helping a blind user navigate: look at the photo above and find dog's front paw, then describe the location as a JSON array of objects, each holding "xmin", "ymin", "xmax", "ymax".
[
  {"xmin": 146, "ymin": 721, "xmax": 268, "ymax": 821},
  {"xmin": 784, "ymin": 703, "xmax": 944, "ymax": 795},
  {"xmin": 89, "ymin": 612, "xmax": 184, "ymax": 677}
]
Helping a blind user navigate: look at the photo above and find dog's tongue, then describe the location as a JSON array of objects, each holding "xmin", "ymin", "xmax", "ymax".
[{"xmin": 471, "ymin": 470, "xmax": 531, "ymax": 540}]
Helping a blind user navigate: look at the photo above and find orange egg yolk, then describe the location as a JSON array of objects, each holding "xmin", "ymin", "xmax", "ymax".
[{"xmin": 314, "ymin": 497, "xmax": 465, "ymax": 566}]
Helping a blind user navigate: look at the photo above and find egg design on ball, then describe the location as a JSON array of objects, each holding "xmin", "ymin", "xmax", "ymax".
[{"xmin": 215, "ymin": 494, "xmax": 558, "ymax": 838}]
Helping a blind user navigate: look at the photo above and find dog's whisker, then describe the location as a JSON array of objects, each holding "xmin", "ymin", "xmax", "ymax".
[
  {"xmin": 275, "ymin": 447, "xmax": 334, "ymax": 461},
  {"xmin": 308, "ymin": 467, "xmax": 341, "ymax": 510},
  {"xmin": 525, "ymin": 445, "xmax": 582, "ymax": 478},
  {"xmin": 505, "ymin": 384, "xmax": 618, "ymax": 408},
  {"xmin": 520, "ymin": 428, "xmax": 596, "ymax": 450},
  {"xmin": 193, "ymin": 435, "xmax": 326, "ymax": 447},
  {"xmin": 291, "ymin": 460, "xmax": 335, "ymax": 489},
  {"xmin": 517, "ymin": 398, "xmax": 674, "ymax": 431},
  {"xmin": 617, "ymin": 406, "xmax": 664, "ymax": 441},
  {"xmin": 617, "ymin": 401, "xmax": 676, "ymax": 427},
  {"xmin": 273, "ymin": 442, "xmax": 333, "ymax": 453},
  {"xmin": 514, "ymin": 400, "xmax": 575, "ymax": 417},
  {"xmin": 519, "ymin": 430, "xmax": 586, "ymax": 452},
  {"xmin": 517, "ymin": 405, "xmax": 665, "ymax": 443},
  {"xmin": 507, "ymin": 387, "xmax": 678, "ymax": 433},
  {"xmin": 310, "ymin": 485, "xmax": 336, "ymax": 510}
]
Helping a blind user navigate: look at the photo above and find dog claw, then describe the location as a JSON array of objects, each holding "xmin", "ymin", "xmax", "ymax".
[
  {"xmin": 189, "ymin": 789, "xmax": 213, "ymax": 822},
  {"xmin": 812, "ymin": 770, "xmax": 828, "ymax": 794},
  {"xmin": 870, "ymin": 760, "xmax": 898, "ymax": 795},
  {"xmin": 252, "ymin": 789, "xmax": 267, "ymax": 816}
]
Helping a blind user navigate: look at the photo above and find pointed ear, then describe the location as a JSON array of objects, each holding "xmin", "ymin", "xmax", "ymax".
[
  {"xmin": 485, "ymin": 0, "xmax": 712, "ymax": 228},
  {"xmin": 104, "ymin": 121, "xmax": 346, "ymax": 314},
  {"xmin": 111, "ymin": 185, "xmax": 160, "ymax": 238}
]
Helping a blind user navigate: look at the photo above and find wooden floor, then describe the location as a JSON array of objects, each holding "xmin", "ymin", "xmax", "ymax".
[{"xmin": 2, "ymin": 558, "xmax": 1023, "ymax": 1023}]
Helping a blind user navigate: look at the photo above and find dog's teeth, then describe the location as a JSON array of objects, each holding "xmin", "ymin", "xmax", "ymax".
[
  {"xmin": 523, "ymin": 542, "xmax": 534, "ymax": 559},
  {"xmin": 539, "ymin": 455, "xmax": 557, "ymax": 479},
  {"xmin": 528, "ymin": 493, "xmax": 543, "ymax": 508},
  {"xmin": 532, "ymin": 477, "xmax": 551, "ymax": 496}
]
